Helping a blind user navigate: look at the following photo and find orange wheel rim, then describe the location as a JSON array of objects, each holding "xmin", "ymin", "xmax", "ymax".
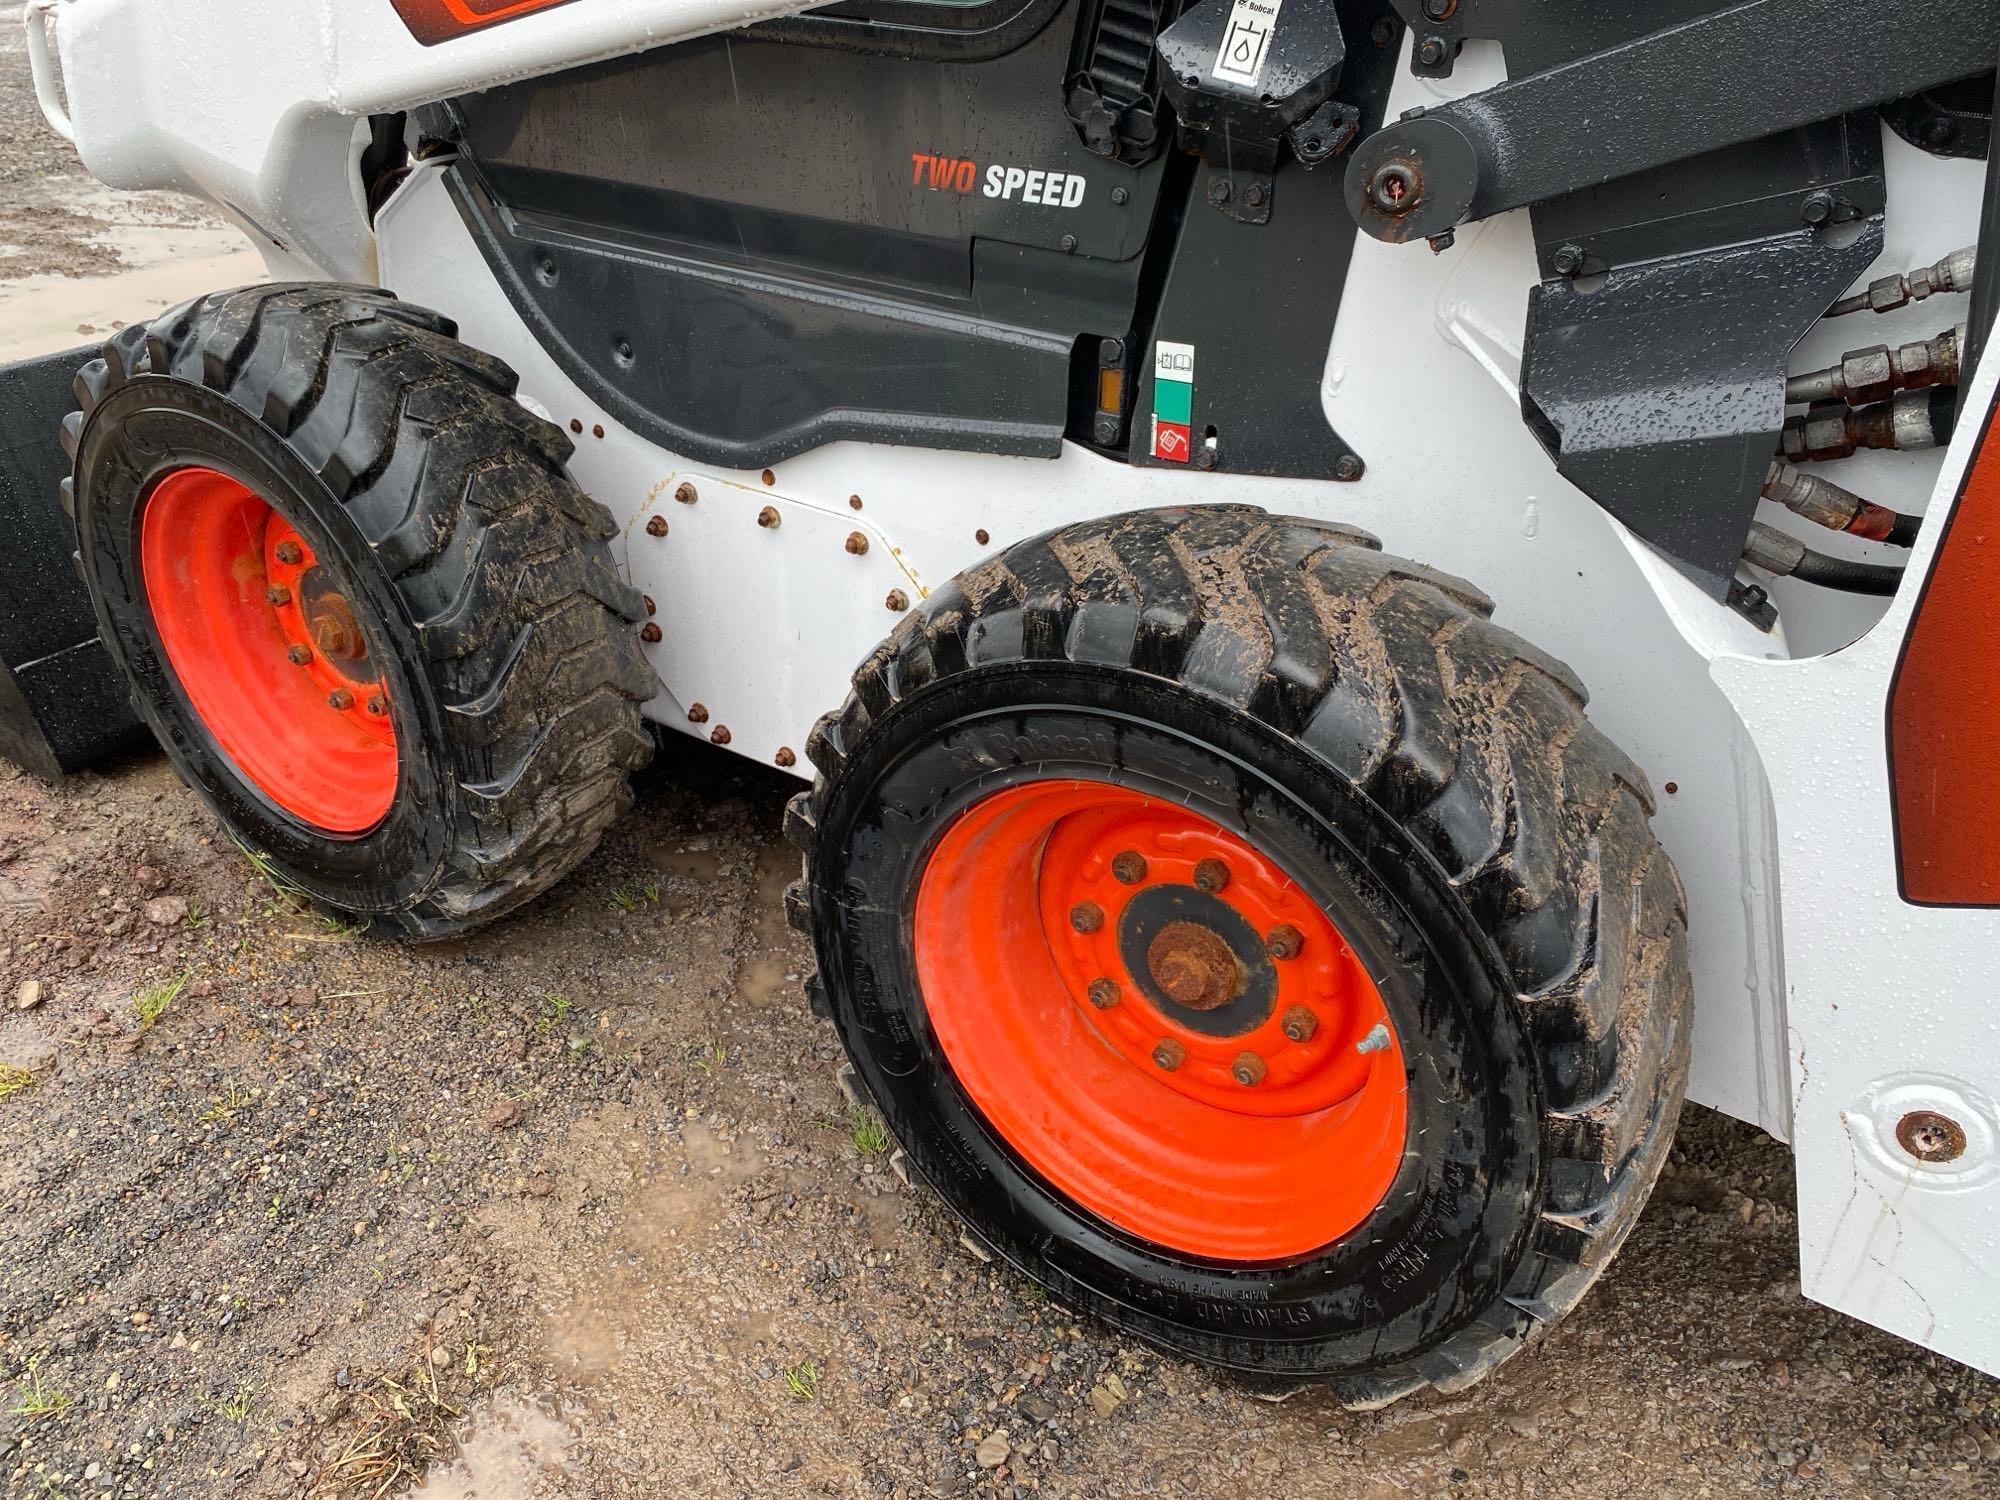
[
  {"xmin": 913, "ymin": 782, "xmax": 1407, "ymax": 1261},
  {"xmin": 141, "ymin": 467, "xmax": 397, "ymax": 834}
]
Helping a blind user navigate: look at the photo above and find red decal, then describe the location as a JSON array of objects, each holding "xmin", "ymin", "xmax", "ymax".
[
  {"xmin": 392, "ymin": 0, "xmax": 578, "ymax": 46},
  {"xmin": 1152, "ymin": 420, "xmax": 1191, "ymax": 464}
]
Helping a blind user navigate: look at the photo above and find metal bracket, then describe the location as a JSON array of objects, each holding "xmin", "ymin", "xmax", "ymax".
[
  {"xmin": 1350, "ymin": 0, "xmax": 2000, "ymax": 244},
  {"xmin": 1157, "ymin": 0, "xmax": 1353, "ymax": 223}
]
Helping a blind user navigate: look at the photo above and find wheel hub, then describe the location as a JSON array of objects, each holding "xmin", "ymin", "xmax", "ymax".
[
  {"xmin": 914, "ymin": 779, "xmax": 1409, "ymax": 1260},
  {"xmin": 1146, "ymin": 920, "xmax": 1237, "ymax": 1010},
  {"xmin": 140, "ymin": 467, "xmax": 396, "ymax": 834}
]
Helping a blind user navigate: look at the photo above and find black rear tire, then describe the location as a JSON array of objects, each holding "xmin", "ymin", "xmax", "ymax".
[
  {"xmin": 787, "ymin": 505, "xmax": 1691, "ymax": 1403},
  {"xmin": 65, "ymin": 283, "xmax": 656, "ymax": 936}
]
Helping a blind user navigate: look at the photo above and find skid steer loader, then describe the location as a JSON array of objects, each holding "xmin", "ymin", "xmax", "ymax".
[{"xmin": 7, "ymin": 0, "xmax": 2000, "ymax": 1405}]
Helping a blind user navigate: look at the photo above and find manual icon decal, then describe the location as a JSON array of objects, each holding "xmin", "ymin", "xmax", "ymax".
[{"xmin": 1152, "ymin": 341, "xmax": 1195, "ymax": 464}]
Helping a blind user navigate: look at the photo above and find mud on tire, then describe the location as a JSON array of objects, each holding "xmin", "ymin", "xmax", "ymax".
[
  {"xmin": 65, "ymin": 283, "xmax": 655, "ymax": 936},
  {"xmin": 787, "ymin": 504, "xmax": 1691, "ymax": 1403}
]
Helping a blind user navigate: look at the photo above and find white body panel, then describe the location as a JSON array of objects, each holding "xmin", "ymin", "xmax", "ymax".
[
  {"xmin": 36, "ymin": 0, "xmax": 819, "ymax": 280},
  {"xmin": 33, "ymin": 0, "xmax": 2000, "ymax": 1381}
]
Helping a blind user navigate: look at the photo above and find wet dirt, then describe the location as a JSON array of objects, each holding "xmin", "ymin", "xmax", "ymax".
[{"xmin": 4, "ymin": 37, "xmax": 2000, "ymax": 1500}]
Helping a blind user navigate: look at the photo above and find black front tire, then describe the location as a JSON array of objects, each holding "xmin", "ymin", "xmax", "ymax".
[
  {"xmin": 66, "ymin": 283, "xmax": 656, "ymax": 936},
  {"xmin": 788, "ymin": 505, "xmax": 1691, "ymax": 1403}
]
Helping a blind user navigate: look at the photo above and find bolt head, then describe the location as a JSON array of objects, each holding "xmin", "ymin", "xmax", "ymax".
[
  {"xmin": 774, "ymin": 746, "xmax": 796, "ymax": 768},
  {"xmin": 1111, "ymin": 186, "xmax": 1130, "ymax": 206},
  {"xmin": 757, "ymin": 505, "xmax": 782, "ymax": 529},
  {"xmin": 264, "ymin": 584, "xmax": 291, "ymax": 606},
  {"xmin": 1208, "ymin": 176, "xmax": 1232, "ymax": 205},
  {"xmin": 274, "ymin": 540, "xmax": 303, "ymax": 565},
  {"xmin": 1896, "ymin": 1109, "xmax": 1966, "ymax": 1163},
  {"xmin": 1243, "ymin": 182, "xmax": 1266, "ymax": 209},
  {"xmin": 646, "ymin": 515, "xmax": 669, "ymax": 537},
  {"xmin": 710, "ymin": 724, "xmax": 731, "ymax": 746},
  {"xmin": 365, "ymin": 696, "xmax": 387, "ymax": 717},
  {"xmin": 1280, "ymin": 1005, "xmax": 1318, "ymax": 1043},
  {"xmin": 287, "ymin": 644, "xmax": 312, "ymax": 666},
  {"xmin": 687, "ymin": 703, "xmax": 709, "ymax": 724},
  {"xmin": 1265, "ymin": 924, "xmax": 1304, "ymax": 960},
  {"xmin": 1086, "ymin": 978, "xmax": 1120, "ymax": 1010},
  {"xmin": 674, "ymin": 482, "xmax": 698, "ymax": 505},
  {"xmin": 885, "ymin": 589, "xmax": 909, "ymax": 613},
  {"xmin": 1334, "ymin": 454, "xmax": 1364, "ymax": 482},
  {"xmin": 327, "ymin": 689, "xmax": 353, "ymax": 711},
  {"xmin": 1192, "ymin": 857, "xmax": 1230, "ymax": 894},
  {"xmin": 1231, "ymin": 1051, "xmax": 1267, "ymax": 1087},
  {"xmin": 642, "ymin": 594, "xmax": 657, "ymax": 616},
  {"xmin": 1367, "ymin": 161, "xmax": 1421, "ymax": 216},
  {"xmin": 1551, "ymin": 243, "xmax": 1585, "ymax": 276},
  {"xmin": 845, "ymin": 531, "xmax": 870, "ymax": 555},
  {"xmin": 1151, "ymin": 1038, "xmax": 1186, "ymax": 1071},
  {"xmin": 1110, "ymin": 850, "xmax": 1148, "ymax": 885},
  {"xmin": 640, "ymin": 622, "xmax": 663, "ymax": 643},
  {"xmin": 1069, "ymin": 901, "xmax": 1104, "ymax": 935},
  {"xmin": 1423, "ymin": 0, "xmax": 1455, "ymax": 18},
  {"xmin": 1801, "ymin": 191, "xmax": 1836, "ymax": 226},
  {"xmin": 1416, "ymin": 34, "xmax": 1447, "ymax": 66}
]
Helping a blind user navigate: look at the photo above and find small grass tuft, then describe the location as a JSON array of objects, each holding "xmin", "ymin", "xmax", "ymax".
[
  {"xmin": 535, "ymin": 994, "xmax": 574, "ymax": 1034},
  {"xmin": 849, "ymin": 1107, "xmax": 890, "ymax": 1156},
  {"xmin": 691, "ymin": 1038, "xmax": 728, "ymax": 1073},
  {"xmin": 220, "ymin": 1384, "xmax": 257, "ymax": 1421},
  {"xmin": 311, "ymin": 1358, "xmax": 461, "ymax": 1496},
  {"xmin": 0, "ymin": 1064, "xmax": 38, "ymax": 1100},
  {"xmin": 10, "ymin": 1357, "xmax": 70, "ymax": 1422},
  {"xmin": 783, "ymin": 1360, "xmax": 819, "ymax": 1402},
  {"xmin": 133, "ymin": 970, "xmax": 190, "ymax": 1030}
]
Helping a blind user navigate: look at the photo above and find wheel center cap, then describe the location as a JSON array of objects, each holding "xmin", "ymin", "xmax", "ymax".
[{"xmin": 1145, "ymin": 921, "xmax": 1239, "ymax": 1010}]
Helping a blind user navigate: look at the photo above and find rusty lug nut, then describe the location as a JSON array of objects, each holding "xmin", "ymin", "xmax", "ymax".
[
  {"xmin": 674, "ymin": 482, "xmax": 698, "ymax": 505},
  {"xmin": 1069, "ymin": 901, "xmax": 1104, "ymax": 935},
  {"xmin": 757, "ymin": 505, "xmax": 781, "ymax": 529},
  {"xmin": 645, "ymin": 515, "xmax": 669, "ymax": 537},
  {"xmin": 1192, "ymin": 857, "xmax": 1230, "ymax": 894},
  {"xmin": 264, "ymin": 584, "xmax": 291, "ymax": 606},
  {"xmin": 885, "ymin": 589, "xmax": 909, "ymax": 612},
  {"xmin": 274, "ymin": 540, "xmax": 303, "ymax": 565},
  {"xmin": 774, "ymin": 746, "xmax": 796, "ymax": 768},
  {"xmin": 845, "ymin": 531, "xmax": 870, "ymax": 555},
  {"xmin": 1086, "ymin": 978, "xmax": 1120, "ymax": 1010},
  {"xmin": 286, "ymin": 644, "xmax": 313, "ymax": 666},
  {"xmin": 327, "ymin": 689, "xmax": 354, "ymax": 711},
  {"xmin": 1265, "ymin": 924, "xmax": 1304, "ymax": 960},
  {"xmin": 710, "ymin": 724, "xmax": 731, "ymax": 746},
  {"xmin": 1896, "ymin": 1109, "xmax": 1967, "ymax": 1163},
  {"xmin": 1110, "ymin": 850, "xmax": 1148, "ymax": 885},
  {"xmin": 1151, "ymin": 1038, "xmax": 1186, "ymax": 1071},
  {"xmin": 365, "ymin": 696, "xmax": 387, "ymax": 717},
  {"xmin": 640, "ymin": 622, "xmax": 663, "ymax": 643},
  {"xmin": 687, "ymin": 703, "xmax": 709, "ymax": 724},
  {"xmin": 1280, "ymin": 1005, "xmax": 1318, "ymax": 1043},
  {"xmin": 1231, "ymin": 1051, "xmax": 1268, "ymax": 1087},
  {"xmin": 642, "ymin": 594, "xmax": 657, "ymax": 616}
]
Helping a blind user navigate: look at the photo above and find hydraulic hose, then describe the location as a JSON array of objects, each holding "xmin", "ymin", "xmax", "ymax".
[
  {"xmin": 1761, "ymin": 461, "xmax": 1923, "ymax": 547},
  {"xmin": 1743, "ymin": 522, "xmax": 1905, "ymax": 596}
]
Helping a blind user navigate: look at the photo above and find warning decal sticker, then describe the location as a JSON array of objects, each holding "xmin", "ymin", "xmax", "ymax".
[
  {"xmin": 1152, "ymin": 341, "xmax": 1195, "ymax": 464},
  {"xmin": 1213, "ymin": 0, "xmax": 1284, "ymax": 88}
]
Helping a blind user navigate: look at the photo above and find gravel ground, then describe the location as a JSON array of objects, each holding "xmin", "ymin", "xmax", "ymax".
[{"xmin": 4, "ymin": 27, "xmax": 2000, "ymax": 1500}]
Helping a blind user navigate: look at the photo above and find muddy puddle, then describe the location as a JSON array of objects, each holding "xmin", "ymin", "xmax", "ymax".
[{"xmin": 409, "ymin": 1392, "xmax": 573, "ymax": 1499}]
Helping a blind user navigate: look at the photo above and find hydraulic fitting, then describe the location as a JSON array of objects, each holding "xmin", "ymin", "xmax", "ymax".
[
  {"xmin": 1781, "ymin": 388, "xmax": 1957, "ymax": 462},
  {"xmin": 1786, "ymin": 325, "xmax": 1962, "ymax": 406},
  {"xmin": 1827, "ymin": 246, "xmax": 1975, "ymax": 317}
]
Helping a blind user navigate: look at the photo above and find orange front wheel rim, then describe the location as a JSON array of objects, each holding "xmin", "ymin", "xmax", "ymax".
[
  {"xmin": 913, "ymin": 782, "xmax": 1408, "ymax": 1262},
  {"xmin": 141, "ymin": 467, "xmax": 397, "ymax": 835}
]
